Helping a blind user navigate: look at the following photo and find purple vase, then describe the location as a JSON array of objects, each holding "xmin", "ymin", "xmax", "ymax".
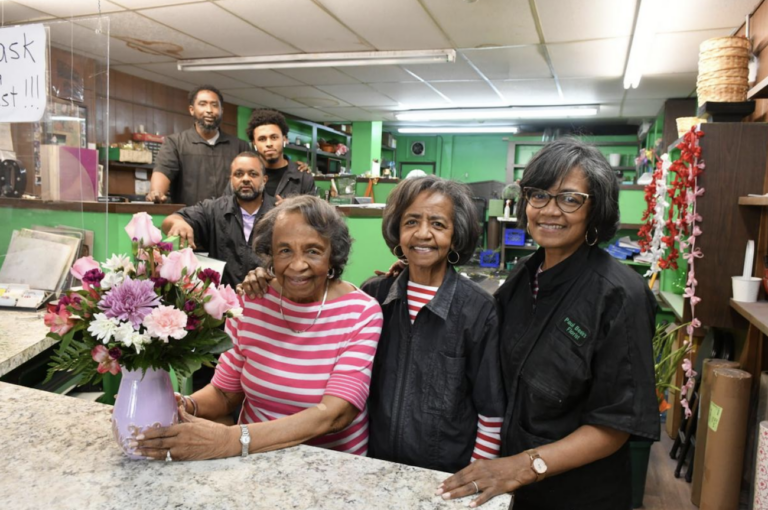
[{"xmin": 111, "ymin": 367, "xmax": 178, "ymax": 459}]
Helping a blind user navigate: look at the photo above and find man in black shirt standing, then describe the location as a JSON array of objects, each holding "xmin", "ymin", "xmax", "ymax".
[
  {"xmin": 160, "ymin": 152, "xmax": 274, "ymax": 287},
  {"xmin": 246, "ymin": 109, "xmax": 316, "ymax": 205}
]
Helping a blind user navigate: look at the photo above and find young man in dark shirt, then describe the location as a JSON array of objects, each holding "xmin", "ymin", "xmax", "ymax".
[{"xmin": 246, "ymin": 109, "xmax": 316, "ymax": 205}]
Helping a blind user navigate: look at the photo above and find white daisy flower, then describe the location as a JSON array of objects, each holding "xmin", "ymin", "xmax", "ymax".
[{"xmin": 87, "ymin": 313, "xmax": 121, "ymax": 344}]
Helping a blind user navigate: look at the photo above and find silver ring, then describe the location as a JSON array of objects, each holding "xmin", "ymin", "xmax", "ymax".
[
  {"xmin": 472, "ymin": 481, "xmax": 479, "ymax": 494},
  {"xmin": 166, "ymin": 449, "xmax": 172, "ymax": 462}
]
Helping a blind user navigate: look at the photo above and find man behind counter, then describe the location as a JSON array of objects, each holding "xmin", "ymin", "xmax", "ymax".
[
  {"xmin": 161, "ymin": 152, "xmax": 274, "ymax": 287},
  {"xmin": 147, "ymin": 85, "xmax": 251, "ymax": 206},
  {"xmin": 246, "ymin": 108, "xmax": 316, "ymax": 205}
]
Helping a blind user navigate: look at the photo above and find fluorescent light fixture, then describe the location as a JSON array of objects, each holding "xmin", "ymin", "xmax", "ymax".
[
  {"xmin": 178, "ymin": 49, "xmax": 456, "ymax": 72},
  {"xmin": 398, "ymin": 127, "xmax": 519, "ymax": 134},
  {"xmin": 623, "ymin": 0, "xmax": 660, "ymax": 89},
  {"xmin": 50, "ymin": 116, "xmax": 85, "ymax": 122},
  {"xmin": 395, "ymin": 106, "xmax": 598, "ymax": 121}
]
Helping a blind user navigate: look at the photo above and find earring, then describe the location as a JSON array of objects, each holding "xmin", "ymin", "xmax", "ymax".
[
  {"xmin": 447, "ymin": 250, "xmax": 460, "ymax": 265},
  {"xmin": 585, "ymin": 228, "xmax": 599, "ymax": 246},
  {"xmin": 393, "ymin": 245, "xmax": 409, "ymax": 265},
  {"xmin": 267, "ymin": 264, "xmax": 275, "ymax": 277},
  {"xmin": 526, "ymin": 224, "xmax": 530, "ymax": 235},
  {"xmin": 327, "ymin": 267, "xmax": 336, "ymax": 280}
]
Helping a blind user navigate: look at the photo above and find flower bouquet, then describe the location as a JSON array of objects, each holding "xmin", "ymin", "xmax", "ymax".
[{"xmin": 43, "ymin": 212, "xmax": 241, "ymax": 458}]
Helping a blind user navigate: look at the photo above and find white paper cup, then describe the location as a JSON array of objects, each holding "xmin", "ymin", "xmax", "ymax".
[
  {"xmin": 732, "ymin": 276, "xmax": 762, "ymax": 302},
  {"xmin": 609, "ymin": 153, "xmax": 621, "ymax": 167}
]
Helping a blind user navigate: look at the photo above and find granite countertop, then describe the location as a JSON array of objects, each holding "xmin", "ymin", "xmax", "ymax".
[
  {"xmin": 0, "ymin": 310, "xmax": 54, "ymax": 376},
  {"xmin": 0, "ymin": 383, "xmax": 512, "ymax": 510}
]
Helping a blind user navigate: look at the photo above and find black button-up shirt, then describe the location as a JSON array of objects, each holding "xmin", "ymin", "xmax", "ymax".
[
  {"xmin": 495, "ymin": 243, "xmax": 659, "ymax": 510},
  {"xmin": 153, "ymin": 127, "xmax": 251, "ymax": 206},
  {"xmin": 175, "ymin": 194, "xmax": 275, "ymax": 288},
  {"xmin": 362, "ymin": 267, "xmax": 505, "ymax": 473}
]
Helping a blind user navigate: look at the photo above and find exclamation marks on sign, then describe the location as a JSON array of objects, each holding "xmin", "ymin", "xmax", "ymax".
[{"xmin": 23, "ymin": 74, "xmax": 40, "ymax": 108}]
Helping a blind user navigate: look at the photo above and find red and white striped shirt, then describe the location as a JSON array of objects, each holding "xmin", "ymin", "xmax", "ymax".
[
  {"xmin": 212, "ymin": 286, "xmax": 383, "ymax": 456},
  {"xmin": 407, "ymin": 281, "xmax": 439, "ymax": 323}
]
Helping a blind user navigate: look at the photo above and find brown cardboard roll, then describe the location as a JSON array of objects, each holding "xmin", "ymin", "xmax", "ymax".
[
  {"xmin": 487, "ymin": 217, "xmax": 500, "ymax": 251},
  {"xmin": 700, "ymin": 368, "xmax": 752, "ymax": 510},
  {"xmin": 692, "ymin": 359, "xmax": 740, "ymax": 506},
  {"xmin": 748, "ymin": 372, "xmax": 768, "ymax": 509}
]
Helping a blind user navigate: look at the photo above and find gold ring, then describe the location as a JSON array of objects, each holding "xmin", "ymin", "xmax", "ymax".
[{"xmin": 472, "ymin": 481, "xmax": 479, "ymax": 494}]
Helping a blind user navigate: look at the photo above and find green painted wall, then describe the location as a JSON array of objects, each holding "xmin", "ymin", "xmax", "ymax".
[
  {"xmin": 350, "ymin": 122, "xmax": 382, "ymax": 175},
  {"xmin": 343, "ymin": 216, "xmax": 396, "ymax": 287},
  {"xmin": 237, "ymin": 106, "xmax": 252, "ymax": 143}
]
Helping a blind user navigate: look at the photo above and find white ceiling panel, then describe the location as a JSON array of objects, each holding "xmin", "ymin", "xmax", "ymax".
[
  {"xmin": 277, "ymin": 68, "xmax": 361, "ymax": 86},
  {"xmin": 627, "ymin": 73, "xmax": 696, "ymax": 100},
  {"xmin": 137, "ymin": 63, "xmax": 252, "ymax": 90},
  {"xmin": 404, "ymin": 58, "xmax": 483, "ymax": 81},
  {"xmin": 369, "ymin": 82, "xmax": 450, "ymax": 108},
  {"xmin": 316, "ymin": 107, "xmax": 390, "ymax": 122},
  {"xmin": 493, "ymin": 79, "xmax": 561, "ymax": 105},
  {"xmin": 280, "ymin": 107, "xmax": 346, "ymax": 122},
  {"xmin": 621, "ymin": 99, "xmax": 665, "ymax": 117},
  {"xmin": 316, "ymin": 85, "xmax": 398, "ymax": 107},
  {"xmin": 110, "ymin": 0, "xmax": 206, "ymax": 8},
  {"xmin": 48, "ymin": 21, "xmax": 166, "ymax": 65},
  {"xmin": 655, "ymin": 0, "xmax": 759, "ymax": 32},
  {"xmin": 338, "ymin": 65, "xmax": 417, "ymax": 84},
  {"xmin": 462, "ymin": 47, "xmax": 552, "ymax": 80},
  {"xmin": 138, "ymin": 3, "xmax": 295, "ymax": 56},
  {"xmin": 266, "ymin": 85, "xmax": 350, "ymax": 108},
  {"xmin": 429, "ymin": 81, "xmax": 506, "ymax": 107},
  {"xmin": 217, "ymin": 70, "xmax": 304, "ymax": 88},
  {"xmin": 319, "ymin": 0, "xmax": 452, "ymax": 50},
  {"xmin": 645, "ymin": 29, "xmax": 732, "ymax": 75},
  {"xmin": 217, "ymin": 0, "xmax": 371, "ymax": 53},
  {"xmin": 420, "ymin": 0, "xmax": 539, "ymax": 47},
  {"xmin": 112, "ymin": 64, "xmax": 196, "ymax": 91},
  {"xmin": 594, "ymin": 103, "xmax": 621, "ymax": 118},
  {"xmin": 1, "ymin": 1, "xmax": 53, "ymax": 23},
  {"xmin": 537, "ymin": 0, "xmax": 637, "ymax": 43},
  {"xmin": 559, "ymin": 78, "xmax": 625, "ymax": 103},
  {"xmin": 548, "ymin": 38, "xmax": 630, "ymax": 78},
  {"xmin": 222, "ymin": 88, "xmax": 305, "ymax": 109},
  {"xmin": 11, "ymin": 0, "xmax": 123, "ymax": 17}
]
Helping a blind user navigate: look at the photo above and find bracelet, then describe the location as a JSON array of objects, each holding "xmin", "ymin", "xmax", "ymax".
[{"xmin": 187, "ymin": 395, "xmax": 199, "ymax": 417}]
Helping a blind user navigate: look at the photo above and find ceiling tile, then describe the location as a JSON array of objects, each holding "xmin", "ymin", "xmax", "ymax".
[
  {"xmin": 621, "ymin": 99, "xmax": 664, "ymax": 117},
  {"xmin": 137, "ymin": 63, "xmax": 253, "ymax": 90},
  {"xmin": 627, "ymin": 73, "xmax": 696, "ymax": 100},
  {"xmin": 404, "ymin": 57, "xmax": 483, "ymax": 81},
  {"xmin": 0, "ymin": 1, "xmax": 53, "ymax": 22},
  {"xmin": 559, "ymin": 78, "xmax": 625, "ymax": 103},
  {"xmin": 11, "ymin": 0, "xmax": 123, "ymax": 17},
  {"xmin": 319, "ymin": 0, "xmax": 452, "ymax": 50},
  {"xmin": 265, "ymin": 85, "xmax": 350, "ymax": 108},
  {"xmin": 461, "ymin": 47, "xmax": 552, "ymax": 80},
  {"xmin": 369, "ymin": 82, "xmax": 450, "ymax": 108},
  {"xmin": 47, "ymin": 21, "xmax": 167, "ymax": 65},
  {"xmin": 337, "ymin": 65, "xmax": 417, "ymax": 83},
  {"xmin": 316, "ymin": 85, "xmax": 398, "ymax": 107},
  {"xmin": 112, "ymin": 64, "xmax": 196, "ymax": 91},
  {"xmin": 217, "ymin": 0, "xmax": 371, "ymax": 53},
  {"xmin": 420, "ymin": 0, "xmax": 539, "ymax": 47},
  {"xmin": 277, "ymin": 68, "xmax": 361, "ymax": 86},
  {"xmin": 316, "ymin": 107, "xmax": 388, "ymax": 121},
  {"xmin": 548, "ymin": 38, "xmax": 630, "ymax": 78},
  {"xmin": 429, "ymin": 81, "xmax": 506, "ymax": 107},
  {"xmin": 492, "ymin": 79, "xmax": 561, "ymax": 105},
  {"xmin": 595, "ymin": 103, "xmax": 621, "ymax": 118},
  {"xmin": 655, "ymin": 0, "xmax": 759, "ymax": 32},
  {"xmin": 280, "ymin": 107, "xmax": 346, "ymax": 122},
  {"xmin": 222, "ymin": 88, "xmax": 305, "ymax": 109},
  {"xmin": 217, "ymin": 70, "xmax": 304, "ymax": 88},
  {"xmin": 536, "ymin": 0, "xmax": 637, "ymax": 43},
  {"xmin": 110, "ymin": 0, "xmax": 206, "ymax": 8},
  {"xmin": 645, "ymin": 29, "xmax": 732, "ymax": 75},
  {"xmin": 138, "ymin": 3, "xmax": 295, "ymax": 56}
]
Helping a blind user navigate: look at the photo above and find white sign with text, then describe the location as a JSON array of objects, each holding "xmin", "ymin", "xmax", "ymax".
[{"xmin": 0, "ymin": 24, "xmax": 46, "ymax": 122}]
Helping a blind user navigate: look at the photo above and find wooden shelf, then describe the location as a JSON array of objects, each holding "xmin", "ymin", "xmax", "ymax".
[
  {"xmin": 660, "ymin": 291, "xmax": 685, "ymax": 321},
  {"xmin": 504, "ymin": 245, "xmax": 538, "ymax": 251},
  {"xmin": 739, "ymin": 195, "xmax": 768, "ymax": 206},
  {"xmin": 105, "ymin": 161, "xmax": 154, "ymax": 170},
  {"xmin": 316, "ymin": 150, "xmax": 347, "ymax": 160},
  {"xmin": 730, "ymin": 299, "xmax": 768, "ymax": 337},
  {"xmin": 748, "ymin": 75, "xmax": 768, "ymax": 100},
  {"xmin": 285, "ymin": 143, "xmax": 310, "ymax": 152}
]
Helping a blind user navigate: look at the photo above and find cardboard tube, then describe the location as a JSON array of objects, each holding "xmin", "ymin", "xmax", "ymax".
[
  {"xmin": 748, "ymin": 373, "xmax": 768, "ymax": 509},
  {"xmin": 753, "ymin": 421, "xmax": 768, "ymax": 509},
  {"xmin": 700, "ymin": 368, "xmax": 752, "ymax": 510},
  {"xmin": 692, "ymin": 359, "xmax": 741, "ymax": 506}
]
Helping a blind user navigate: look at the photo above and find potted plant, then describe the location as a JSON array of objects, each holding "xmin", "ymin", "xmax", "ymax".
[{"xmin": 631, "ymin": 320, "xmax": 690, "ymax": 508}]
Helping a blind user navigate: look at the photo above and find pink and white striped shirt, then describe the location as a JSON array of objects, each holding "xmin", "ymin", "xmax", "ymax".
[{"xmin": 212, "ymin": 285, "xmax": 383, "ymax": 456}]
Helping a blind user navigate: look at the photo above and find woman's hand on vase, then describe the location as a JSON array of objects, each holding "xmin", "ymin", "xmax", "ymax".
[
  {"xmin": 237, "ymin": 267, "xmax": 273, "ymax": 299},
  {"xmin": 436, "ymin": 455, "xmax": 535, "ymax": 507}
]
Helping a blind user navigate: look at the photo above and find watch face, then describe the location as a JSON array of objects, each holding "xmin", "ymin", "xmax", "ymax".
[
  {"xmin": 533, "ymin": 457, "xmax": 547, "ymax": 474},
  {"xmin": 240, "ymin": 436, "xmax": 250, "ymax": 445}
]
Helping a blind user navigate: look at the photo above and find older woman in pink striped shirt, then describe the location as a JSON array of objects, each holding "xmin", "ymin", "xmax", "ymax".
[{"xmin": 134, "ymin": 196, "xmax": 383, "ymax": 461}]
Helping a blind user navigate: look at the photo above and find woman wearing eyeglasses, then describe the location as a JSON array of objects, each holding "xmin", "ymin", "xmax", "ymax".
[{"xmin": 438, "ymin": 138, "xmax": 659, "ymax": 510}]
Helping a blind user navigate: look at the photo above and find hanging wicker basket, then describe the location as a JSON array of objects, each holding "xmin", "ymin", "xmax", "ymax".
[{"xmin": 700, "ymin": 36, "xmax": 750, "ymax": 53}]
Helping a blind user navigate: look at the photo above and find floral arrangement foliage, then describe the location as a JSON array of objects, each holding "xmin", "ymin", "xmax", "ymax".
[{"xmin": 44, "ymin": 213, "xmax": 241, "ymax": 385}]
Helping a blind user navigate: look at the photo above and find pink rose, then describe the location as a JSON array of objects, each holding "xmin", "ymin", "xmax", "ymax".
[
  {"xmin": 70, "ymin": 256, "xmax": 100, "ymax": 280},
  {"xmin": 159, "ymin": 248, "xmax": 199, "ymax": 283},
  {"xmin": 125, "ymin": 212, "xmax": 162, "ymax": 247},
  {"xmin": 204, "ymin": 284, "xmax": 240, "ymax": 320},
  {"xmin": 142, "ymin": 305, "xmax": 188, "ymax": 342}
]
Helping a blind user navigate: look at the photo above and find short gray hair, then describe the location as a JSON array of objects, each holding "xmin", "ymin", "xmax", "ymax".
[
  {"xmin": 517, "ymin": 137, "xmax": 620, "ymax": 244},
  {"xmin": 382, "ymin": 175, "xmax": 480, "ymax": 265},
  {"xmin": 252, "ymin": 195, "xmax": 352, "ymax": 277}
]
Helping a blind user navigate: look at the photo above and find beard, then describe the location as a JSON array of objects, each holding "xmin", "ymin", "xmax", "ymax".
[
  {"xmin": 195, "ymin": 114, "xmax": 222, "ymax": 133},
  {"xmin": 235, "ymin": 184, "xmax": 263, "ymax": 202}
]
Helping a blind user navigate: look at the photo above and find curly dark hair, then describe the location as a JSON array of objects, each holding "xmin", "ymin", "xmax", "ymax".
[
  {"xmin": 251, "ymin": 195, "xmax": 352, "ymax": 278},
  {"xmin": 382, "ymin": 175, "xmax": 480, "ymax": 266},
  {"xmin": 246, "ymin": 109, "xmax": 290, "ymax": 142},
  {"xmin": 188, "ymin": 85, "xmax": 224, "ymax": 106}
]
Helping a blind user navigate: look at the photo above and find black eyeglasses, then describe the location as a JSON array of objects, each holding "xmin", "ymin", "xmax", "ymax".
[{"xmin": 523, "ymin": 187, "xmax": 591, "ymax": 213}]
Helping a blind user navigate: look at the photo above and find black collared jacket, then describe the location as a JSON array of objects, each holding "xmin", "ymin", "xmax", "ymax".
[
  {"xmin": 495, "ymin": 244, "xmax": 659, "ymax": 510},
  {"xmin": 270, "ymin": 159, "xmax": 316, "ymax": 199},
  {"xmin": 175, "ymin": 194, "xmax": 275, "ymax": 288},
  {"xmin": 362, "ymin": 266, "xmax": 505, "ymax": 473}
]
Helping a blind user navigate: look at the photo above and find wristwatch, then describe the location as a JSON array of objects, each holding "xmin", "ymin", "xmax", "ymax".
[
  {"xmin": 239, "ymin": 424, "xmax": 251, "ymax": 457},
  {"xmin": 525, "ymin": 449, "xmax": 548, "ymax": 482}
]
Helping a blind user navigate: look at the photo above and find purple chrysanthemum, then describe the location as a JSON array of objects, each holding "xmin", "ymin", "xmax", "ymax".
[
  {"xmin": 197, "ymin": 268, "xmax": 221, "ymax": 287},
  {"xmin": 98, "ymin": 277, "xmax": 161, "ymax": 329},
  {"xmin": 82, "ymin": 268, "xmax": 105, "ymax": 287}
]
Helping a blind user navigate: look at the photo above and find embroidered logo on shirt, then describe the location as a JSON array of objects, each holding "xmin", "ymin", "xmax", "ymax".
[{"xmin": 558, "ymin": 317, "xmax": 589, "ymax": 346}]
